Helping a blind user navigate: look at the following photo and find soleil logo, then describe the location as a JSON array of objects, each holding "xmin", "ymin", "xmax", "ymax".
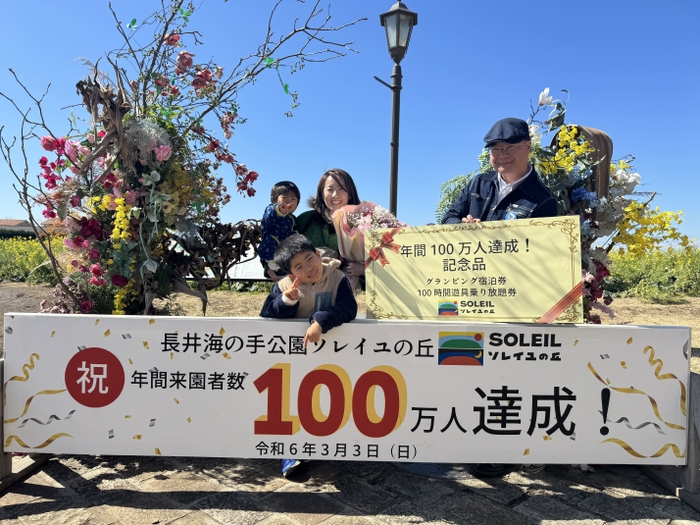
[
  {"xmin": 437, "ymin": 301, "xmax": 458, "ymax": 316},
  {"xmin": 437, "ymin": 332, "xmax": 484, "ymax": 366}
]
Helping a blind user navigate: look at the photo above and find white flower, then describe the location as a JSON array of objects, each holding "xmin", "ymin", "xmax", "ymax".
[
  {"xmin": 529, "ymin": 123, "xmax": 542, "ymax": 143},
  {"xmin": 538, "ymin": 87, "xmax": 553, "ymax": 107}
]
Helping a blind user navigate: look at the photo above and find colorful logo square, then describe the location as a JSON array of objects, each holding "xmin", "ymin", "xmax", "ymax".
[
  {"xmin": 438, "ymin": 332, "xmax": 484, "ymax": 366},
  {"xmin": 437, "ymin": 301, "xmax": 458, "ymax": 316}
]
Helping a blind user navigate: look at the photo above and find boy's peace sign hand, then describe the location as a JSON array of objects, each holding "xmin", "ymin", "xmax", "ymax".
[{"xmin": 283, "ymin": 277, "xmax": 300, "ymax": 301}]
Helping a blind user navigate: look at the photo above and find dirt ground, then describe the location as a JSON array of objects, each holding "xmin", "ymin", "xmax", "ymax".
[{"xmin": 1, "ymin": 282, "xmax": 697, "ymax": 370}]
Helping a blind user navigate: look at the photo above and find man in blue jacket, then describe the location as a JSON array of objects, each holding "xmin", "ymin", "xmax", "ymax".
[
  {"xmin": 441, "ymin": 118, "xmax": 557, "ymax": 224},
  {"xmin": 442, "ymin": 118, "xmax": 557, "ymax": 478}
]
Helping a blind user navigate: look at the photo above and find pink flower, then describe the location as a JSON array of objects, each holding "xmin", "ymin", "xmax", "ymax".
[
  {"xmin": 90, "ymin": 276, "xmax": 107, "ymax": 287},
  {"xmin": 246, "ymin": 171, "xmax": 259, "ymax": 182},
  {"xmin": 111, "ymin": 274, "xmax": 129, "ymax": 287},
  {"xmin": 80, "ymin": 300, "xmax": 93, "ymax": 313},
  {"xmin": 42, "ymin": 207, "xmax": 56, "ymax": 219},
  {"xmin": 154, "ymin": 75, "xmax": 170, "ymax": 87},
  {"xmin": 88, "ymin": 249, "xmax": 101, "ymax": 261},
  {"xmin": 175, "ymin": 51, "xmax": 195, "ymax": 75},
  {"xmin": 79, "ymin": 265, "xmax": 89, "ymax": 273},
  {"xmin": 207, "ymin": 140, "xmax": 219, "ymax": 152},
  {"xmin": 70, "ymin": 195, "xmax": 80, "ymax": 207},
  {"xmin": 90, "ymin": 264, "xmax": 103, "ymax": 277},
  {"xmin": 125, "ymin": 191, "xmax": 139, "ymax": 206},
  {"xmin": 98, "ymin": 130, "xmax": 106, "ymax": 139},
  {"xmin": 154, "ymin": 145, "xmax": 172, "ymax": 162},
  {"xmin": 71, "ymin": 260, "xmax": 79, "ymax": 267},
  {"xmin": 40, "ymin": 136, "xmax": 56, "ymax": 151},
  {"xmin": 65, "ymin": 141, "xmax": 79, "ymax": 163},
  {"xmin": 69, "ymin": 165, "xmax": 80, "ymax": 175},
  {"xmin": 65, "ymin": 235, "xmax": 86, "ymax": 250},
  {"xmin": 164, "ymin": 33, "xmax": 180, "ymax": 46}
]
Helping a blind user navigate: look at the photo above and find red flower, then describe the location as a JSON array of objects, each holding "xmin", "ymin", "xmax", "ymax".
[
  {"xmin": 246, "ymin": 171, "xmax": 259, "ymax": 182},
  {"xmin": 207, "ymin": 140, "xmax": 219, "ymax": 152},
  {"xmin": 111, "ymin": 274, "xmax": 129, "ymax": 287}
]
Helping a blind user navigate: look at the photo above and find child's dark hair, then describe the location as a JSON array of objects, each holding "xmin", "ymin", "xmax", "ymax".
[
  {"xmin": 270, "ymin": 181, "xmax": 301, "ymax": 204},
  {"xmin": 273, "ymin": 234, "xmax": 316, "ymax": 274}
]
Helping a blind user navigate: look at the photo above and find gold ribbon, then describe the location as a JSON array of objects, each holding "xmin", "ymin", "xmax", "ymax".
[
  {"xmin": 3, "ymin": 389, "xmax": 66, "ymax": 424},
  {"xmin": 644, "ymin": 345, "xmax": 687, "ymax": 416},
  {"xmin": 587, "ymin": 363, "xmax": 684, "ymax": 431},
  {"xmin": 602, "ymin": 438, "xmax": 685, "ymax": 459},
  {"xmin": 4, "ymin": 433, "xmax": 72, "ymax": 449},
  {"xmin": 3, "ymin": 353, "xmax": 40, "ymax": 407}
]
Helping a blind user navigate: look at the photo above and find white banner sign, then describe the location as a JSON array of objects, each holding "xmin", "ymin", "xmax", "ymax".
[{"xmin": 3, "ymin": 314, "xmax": 690, "ymax": 465}]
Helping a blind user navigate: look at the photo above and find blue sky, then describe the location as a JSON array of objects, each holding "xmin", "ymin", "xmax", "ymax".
[{"xmin": 1, "ymin": 0, "xmax": 698, "ymax": 242}]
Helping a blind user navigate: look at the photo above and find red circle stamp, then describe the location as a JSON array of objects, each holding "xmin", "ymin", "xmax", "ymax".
[{"xmin": 65, "ymin": 347, "xmax": 125, "ymax": 408}]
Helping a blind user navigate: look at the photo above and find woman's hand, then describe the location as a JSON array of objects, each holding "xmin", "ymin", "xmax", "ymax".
[
  {"xmin": 304, "ymin": 322, "xmax": 323, "ymax": 348},
  {"xmin": 461, "ymin": 215, "xmax": 481, "ymax": 223},
  {"xmin": 345, "ymin": 261, "xmax": 365, "ymax": 279},
  {"xmin": 283, "ymin": 277, "xmax": 300, "ymax": 301}
]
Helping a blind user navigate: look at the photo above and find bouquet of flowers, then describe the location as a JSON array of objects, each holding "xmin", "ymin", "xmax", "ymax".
[{"xmin": 332, "ymin": 202, "xmax": 406, "ymax": 288}]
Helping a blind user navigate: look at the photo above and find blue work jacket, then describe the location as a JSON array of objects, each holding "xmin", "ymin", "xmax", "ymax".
[{"xmin": 440, "ymin": 167, "xmax": 558, "ymax": 224}]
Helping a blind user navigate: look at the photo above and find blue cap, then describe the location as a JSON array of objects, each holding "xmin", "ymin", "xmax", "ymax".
[{"xmin": 483, "ymin": 118, "xmax": 530, "ymax": 147}]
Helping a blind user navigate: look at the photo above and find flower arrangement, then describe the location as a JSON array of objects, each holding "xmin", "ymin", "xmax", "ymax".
[
  {"xmin": 443, "ymin": 89, "xmax": 653, "ymax": 323},
  {"xmin": 331, "ymin": 201, "xmax": 406, "ymax": 288},
  {"xmin": 1, "ymin": 0, "xmax": 362, "ymax": 315},
  {"xmin": 527, "ymin": 90, "xmax": 642, "ymax": 323}
]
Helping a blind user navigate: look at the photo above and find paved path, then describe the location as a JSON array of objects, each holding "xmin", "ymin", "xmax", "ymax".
[{"xmin": 1, "ymin": 456, "xmax": 699, "ymax": 524}]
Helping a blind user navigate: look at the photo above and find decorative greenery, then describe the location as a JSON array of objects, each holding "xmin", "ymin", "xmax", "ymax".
[{"xmin": 0, "ymin": 0, "xmax": 364, "ymax": 315}]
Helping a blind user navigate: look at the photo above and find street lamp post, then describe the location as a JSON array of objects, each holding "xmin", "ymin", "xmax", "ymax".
[{"xmin": 375, "ymin": 1, "xmax": 417, "ymax": 217}]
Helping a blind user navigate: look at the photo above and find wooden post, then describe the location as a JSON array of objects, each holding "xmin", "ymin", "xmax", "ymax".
[
  {"xmin": 0, "ymin": 359, "xmax": 12, "ymax": 479},
  {"xmin": 680, "ymin": 371, "xmax": 700, "ymax": 493}
]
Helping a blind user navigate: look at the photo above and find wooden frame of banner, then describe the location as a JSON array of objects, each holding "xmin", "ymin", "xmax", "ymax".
[{"xmin": 0, "ymin": 359, "xmax": 50, "ymax": 492}]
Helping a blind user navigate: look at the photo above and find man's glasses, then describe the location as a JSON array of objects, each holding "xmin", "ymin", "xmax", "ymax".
[{"xmin": 488, "ymin": 142, "xmax": 521, "ymax": 157}]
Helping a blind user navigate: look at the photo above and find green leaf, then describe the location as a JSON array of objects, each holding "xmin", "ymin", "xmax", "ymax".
[
  {"xmin": 126, "ymin": 18, "xmax": 138, "ymax": 30},
  {"xmin": 283, "ymin": 83, "xmax": 290, "ymax": 94},
  {"xmin": 264, "ymin": 57, "xmax": 274, "ymax": 68}
]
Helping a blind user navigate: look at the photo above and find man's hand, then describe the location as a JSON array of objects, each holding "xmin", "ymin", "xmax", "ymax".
[
  {"xmin": 304, "ymin": 322, "xmax": 323, "ymax": 348},
  {"xmin": 283, "ymin": 277, "xmax": 300, "ymax": 301},
  {"xmin": 461, "ymin": 215, "xmax": 481, "ymax": 223}
]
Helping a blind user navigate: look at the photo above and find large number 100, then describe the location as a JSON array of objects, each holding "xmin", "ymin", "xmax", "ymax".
[{"xmin": 254, "ymin": 364, "xmax": 407, "ymax": 438}]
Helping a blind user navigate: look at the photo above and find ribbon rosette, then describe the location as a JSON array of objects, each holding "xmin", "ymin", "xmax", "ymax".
[{"xmin": 364, "ymin": 228, "xmax": 401, "ymax": 269}]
